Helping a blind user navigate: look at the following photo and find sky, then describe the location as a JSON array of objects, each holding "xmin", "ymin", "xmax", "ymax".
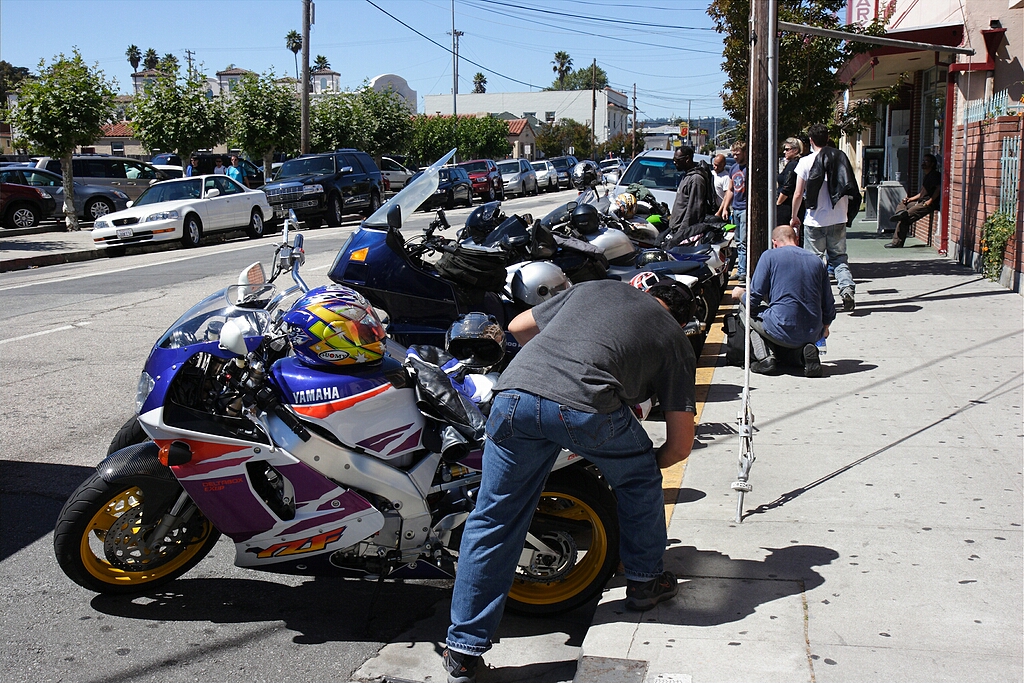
[{"xmin": 0, "ymin": 0, "xmax": 732, "ymax": 121}]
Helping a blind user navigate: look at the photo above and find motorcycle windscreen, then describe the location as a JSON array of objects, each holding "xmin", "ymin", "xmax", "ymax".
[{"xmin": 364, "ymin": 149, "xmax": 457, "ymax": 229}]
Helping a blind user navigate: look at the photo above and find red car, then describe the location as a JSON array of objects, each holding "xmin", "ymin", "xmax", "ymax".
[
  {"xmin": 1, "ymin": 181, "xmax": 57, "ymax": 229},
  {"xmin": 457, "ymin": 159, "xmax": 505, "ymax": 202}
]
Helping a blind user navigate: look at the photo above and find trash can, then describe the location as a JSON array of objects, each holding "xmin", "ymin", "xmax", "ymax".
[
  {"xmin": 876, "ymin": 181, "xmax": 907, "ymax": 235},
  {"xmin": 864, "ymin": 185, "xmax": 879, "ymax": 221}
]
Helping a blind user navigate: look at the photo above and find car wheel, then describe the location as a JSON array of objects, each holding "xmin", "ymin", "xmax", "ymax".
[
  {"xmin": 486, "ymin": 185, "xmax": 496, "ymax": 202},
  {"xmin": 245, "ymin": 209, "xmax": 265, "ymax": 239},
  {"xmin": 4, "ymin": 202, "xmax": 41, "ymax": 229},
  {"xmin": 464, "ymin": 189, "xmax": 473, "ymax": 207},
  {"xmin": 180, "ymin": 214, "xmax": 202, "ymax": 248},
  {"xmin": 530, "ymin": 179, "xmax": 539, "ymax": 196},
  {"xmin": 85, "ymin": 198, "xmax": 115, "ymax": 221},
  {"xmin": 365, "ymin": 192, "xmax": 381, "ymax": 217},
  {"xmin": 498, "ymin": 184, "xmax": 505, "ymax": 201},
  {"xmin": 326, "ymin": 194, "xmax": 343, "ymax": 227}
]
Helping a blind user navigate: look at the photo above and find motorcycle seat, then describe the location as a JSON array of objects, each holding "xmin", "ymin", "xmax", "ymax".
[
  {"xmin": 607, "ymin": 259, "xmax": 702, "ymax": 282},
  {"xmin": 669, "ymin": 244, "xmax": 713, "ymax": 256}
]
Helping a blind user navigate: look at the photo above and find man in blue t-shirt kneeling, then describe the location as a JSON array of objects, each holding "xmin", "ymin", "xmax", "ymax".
[{"xmin": 731, "ymin": 224, "xmax": 836, "ymax": 377}]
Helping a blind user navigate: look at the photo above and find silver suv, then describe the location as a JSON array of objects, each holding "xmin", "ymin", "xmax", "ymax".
[{"xmin": 31, "ymin": 155, "xmax": 170, "ymax": 200}]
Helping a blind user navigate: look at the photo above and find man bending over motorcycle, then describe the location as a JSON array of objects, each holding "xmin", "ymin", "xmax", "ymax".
[{"xmin": 443, "ymin": 278, "xmax": 697, "ymax": 683}]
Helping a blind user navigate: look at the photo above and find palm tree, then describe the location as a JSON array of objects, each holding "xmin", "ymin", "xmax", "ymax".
[
  {"xmin": 143, "ymin": 48, "xmax": 159, "ymax": 70},
  {"xmin": 159, "ymin": 53, "xmax": 179, "ymax": 74},
  {"xmin": 126, "ymin": 45, "xmax": 141, "ymax": 73},
  {"xmin": 285, "ymin": 30, "xmax": 302, "ymax": 82},
  {"xmin": 473, "ymin": 72, "xmax": 487, "ymax": 94},
  {"xmin": 552, "ymin": 51, "xmax": 573, "ymax": 90},
  {"xmin": 312, "ymin": 55, "xmax": 331, "ymax": 73}
]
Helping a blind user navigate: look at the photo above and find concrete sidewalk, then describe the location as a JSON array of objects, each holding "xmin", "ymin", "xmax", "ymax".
[
  {"xmin": 0, "ymin": 222, "xmax": 107, "ymax": 272},
  {"xmin": 578, "ymin": 226, "xmax": 1024, "ymax": 682}
]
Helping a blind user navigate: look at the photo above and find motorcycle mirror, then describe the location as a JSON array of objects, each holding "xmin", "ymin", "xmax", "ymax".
[
  {"xmin": 387, "ymin": 204, "xmax": 402, "ymax": 230},
  {"xmin": 236, "ymin": 262, "xmax": 267, "ymax": 300},
  {"xmin": 218, "ymin": 319, "xmax": 249, "ymax": 357},
  {"xmin": 567, "ymin": 201, "xmax": 578, "ymax": 212}
]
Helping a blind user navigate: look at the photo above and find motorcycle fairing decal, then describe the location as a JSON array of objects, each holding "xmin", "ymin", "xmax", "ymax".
[
  {"xmin": 248, "ymin": 527, "xmax": 347, "ymax": 559},
  {"xmin": 282, "ymin": 488, "xmax": 376, "ymax": 535},
  {"xmin": 157, "ymin": 439, "xmax": 251, "ymax": 477},
  {"xmin": 357, "ymin": 423, "xmax": 414, "ymax": 453},
  {"xmin": 290, "ymin": 382, "xmax": 391, "ymax": 419}
]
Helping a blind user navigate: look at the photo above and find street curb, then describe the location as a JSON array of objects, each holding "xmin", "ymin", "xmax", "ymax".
[{"xmin": 0, "ymin": 249, "xmax": 103, "ymax": 272}]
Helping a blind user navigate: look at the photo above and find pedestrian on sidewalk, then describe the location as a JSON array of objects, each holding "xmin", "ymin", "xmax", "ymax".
[
  {"xmin": 443, "ymin": 279, "xmax": 697, "ymax": 683},
  {"xmin": 213, "ymin": 157, "xmax": 227, "ymax": 175},
  {"xmin": 227, "ymin": 155, "xmax": 248, "ymax": 186},
  {"xmin": 661, "ymin": 145, "xmax": 711, "ymax": 247},
  {"xmin": 712, "ymin": 153, "xmax": 730, "ymax": 210},
  {"xmin": 722, "ymin": 141, "xmax": 748, "ymax": 283},
  {"xmin": 775, "ymin": 137, "xmax": 803, "ymax": 228},
  {"xmin": 887, "ymin": 153, "xmax": 941, "ymax": 248},
  {"xmin": 789, "ymin": 124, "xmax": 861, "ymax": 312},
  {"xmin": 185, "ymin": 155, "xmax": 199, "ymax": 177},
  {"xmin": 731, "ymin": 225, "xmax": 836, "ymax": 377}
]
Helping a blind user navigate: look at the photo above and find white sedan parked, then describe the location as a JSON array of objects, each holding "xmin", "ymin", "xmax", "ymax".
[{"xmin": 92, "ymin": 175, "xmax": 272, "ymax": 251}]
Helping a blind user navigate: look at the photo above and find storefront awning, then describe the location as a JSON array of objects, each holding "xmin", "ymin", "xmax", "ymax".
[{"xmin": 839, "ymin": 24, "xmax": 966, "ymax": 94}]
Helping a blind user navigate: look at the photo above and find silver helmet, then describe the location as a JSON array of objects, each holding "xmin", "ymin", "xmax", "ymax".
[{"xmin": 511, "ymin": 261, "xmax": 570, "ymax": 306}]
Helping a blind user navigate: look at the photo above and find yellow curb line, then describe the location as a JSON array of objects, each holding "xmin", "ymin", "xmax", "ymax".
[{"xmin": 663, "ymin": 297, "xmax": 728, "ymax": 527}]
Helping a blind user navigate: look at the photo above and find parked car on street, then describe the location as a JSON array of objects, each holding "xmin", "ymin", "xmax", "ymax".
[
  {"xmin": 30, "ymin": 155, "xmax": 171, "ymax": 200},
  {"xmin": 261, "ymin": 149, "xmax": 384, "ymax": 229},
  {"xmin": 412, "ymin": 166, "xmax": 474, "ymax": 210},
  {"xmin": 91, "ymin": 175, "xmax": 272, "ymax": 251},
  {"xmin": 0, "ymin": 166, "xmax": 129, "ymax": 221},
  {"xmin": 457, "ymin": 159, "xmax": 505, "ymax": 201},
  {"xmin": 153, "ymin": 165, "xmax": 185, "ymax": 179},
  {"xmin": 531, "ymin": 160, "xmax": 561, "ymax": 192},
  {"xmin": 545, "ymin": 155, "xmax": 578, "ymax": 189},
  {"xmin": 600, "ymin": 157, "xmax": 627, "ymax": 184},
  {"xmin": 380, "ymin": 156, "xmax": 415, "ymax": 191},
  {"xmin": 1, "ymin": 181, "xmax": 57, "ymax": 229},
  {"xmin": 611, "ymin": 149, "xmax": 711, "ymax": 207},
  {"xmin": 496, "ymin": 158, "xmax": 538, "ymax": 197}
]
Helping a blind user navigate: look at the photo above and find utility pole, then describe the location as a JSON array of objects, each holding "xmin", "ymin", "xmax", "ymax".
[
  {"xmin": 590, "ymin": 58, "xmax": 597, "ymax": 160},
  {"xmin": 300, "ymin": 0, "xmax": 312, "ymax": 154},
  {"xmin": 449, "ymin": 0, "xmax": 463, "ymax": 160},
  {"xmin": 184, "ymin": 49, "xmax": 195, "ymax": 81},
  {"xmin": 632, "ymin": 83, "xmax": 638, "ymax": 159},
  {"xmin": 745, "ymin": 0, "xmax": 770, "ymax": 273},
  {"xmin": 687, "ymin": 100, "xmax": 692, "ymax": 147}
]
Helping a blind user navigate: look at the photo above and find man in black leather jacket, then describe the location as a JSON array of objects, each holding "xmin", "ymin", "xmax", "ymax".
[{"xmin": 790, "ymin": 124, "xmax": 861, "ymax": 312}]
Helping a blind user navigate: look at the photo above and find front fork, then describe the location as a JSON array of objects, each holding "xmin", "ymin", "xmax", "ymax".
[{"xmin": 145, "ymin": 490, "xmax": 198, "ymax": 549}]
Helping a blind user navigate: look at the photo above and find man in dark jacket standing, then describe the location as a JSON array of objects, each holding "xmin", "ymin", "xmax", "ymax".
[
  {"xmin": 664, "ymin": 145, "xmax": 709, "ymax": 246},
  {"xmin": 790, "ymin": 124, "xmax": 860, "ymax": 312}
]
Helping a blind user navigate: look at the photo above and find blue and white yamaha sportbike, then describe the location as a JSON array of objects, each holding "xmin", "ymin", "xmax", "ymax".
[{"xmin": 54, "ymin": 179, "xmax": 620, "ymax": 615}]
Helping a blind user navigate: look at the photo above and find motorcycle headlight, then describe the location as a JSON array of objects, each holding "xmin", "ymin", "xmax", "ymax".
[
  {"xmin": 144, "ymin": 210, "xmax": 180, "ymax": 222},
  {"xmin": 302, "ymin": 184, "xmax": 324, "ymax": 194},
  {"xmin": 94, "ymin": 219, "xmax": 110, "ymax": 229},
  {"xmin": 135, "ymin": 371, "xmax": 155, "ymax": 413},
  {"xmin": 112, "ymin": 190, "xmax": 130, "ymax": 200}
]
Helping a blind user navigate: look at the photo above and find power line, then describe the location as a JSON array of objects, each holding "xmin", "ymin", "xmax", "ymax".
[{"xmin": 475, "ymin": 0, "xmax": 717, "ymax": 30}]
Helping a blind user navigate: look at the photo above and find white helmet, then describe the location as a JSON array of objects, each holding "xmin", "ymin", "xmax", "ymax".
[{"xmin": 511, "ymin": 261, "xmax": 570, "ymax": 306}]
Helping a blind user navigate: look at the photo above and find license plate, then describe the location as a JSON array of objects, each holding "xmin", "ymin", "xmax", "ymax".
[{"xmin": 116, "ymin": 227, "xmax": 134, "ymax": 239}]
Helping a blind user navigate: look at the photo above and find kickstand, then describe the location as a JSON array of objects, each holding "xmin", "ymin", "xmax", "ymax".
[{"xmin": 363, "ymin": 570, "xmax": 388, "ymax": 635}]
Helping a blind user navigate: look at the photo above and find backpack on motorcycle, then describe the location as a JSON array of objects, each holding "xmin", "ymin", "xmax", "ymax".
[
  {"xmin": 694, "ymin": 160, "xmax": 721, "ymax": 217},
  {"xmin": 434, "ymin": 244, "xmax": 509, "ymax": 293}
]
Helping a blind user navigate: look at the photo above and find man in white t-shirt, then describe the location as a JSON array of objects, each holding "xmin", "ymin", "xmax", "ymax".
[
  {"xmin": 711, "ymin": 154, "xmax": 730, "ymax": 210},
  {"xmin": 790, "ymin": 123, "xmax": 857, "ymax": 312}
]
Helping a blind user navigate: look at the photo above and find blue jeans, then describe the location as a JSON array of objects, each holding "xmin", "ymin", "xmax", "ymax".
[
  {"xmin": 733, "ymin": 208, "xmax": 747, "ymax": 278},
  {"xmin": 446, "ymin": 390, "xmax": 666, "ymax": 655},
  {"xmin": 804, "ymin": 223, "xmax": 854, "ymax": 294}
]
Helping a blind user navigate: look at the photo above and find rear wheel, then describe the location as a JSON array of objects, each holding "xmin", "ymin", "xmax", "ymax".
[
  {"xmin": 326, "ymin": 194, "xmax": 344, "ymax": 227},
  {"xmin": 504, "ymin": 467, "xmax": 620, "ymax": 616},
  {"xmin": 485, "ymin": 185, "xmax": 496, "ymax": 201},
  {"xmin": 364, "ymin": 191, "xmax": 381, "ymax": 218},
  {"xmin": 4, "ymin": 202, "xmax": 40, "ymax": 229},
  {"xmin": 180, "ymin": 214, "xmax": 202, "ymax": 247},
  {"xmin": 245, "ymin": 209, "xmax": 265, "ymax": 239},
  {"xmin": 53, "ymin": 473, "xmax": 220, "ymax": 594}
]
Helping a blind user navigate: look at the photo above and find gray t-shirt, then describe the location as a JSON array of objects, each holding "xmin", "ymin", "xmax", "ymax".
[{"xmin": 496, "ymin": 280, "xmax": 697, "ymax": 414}]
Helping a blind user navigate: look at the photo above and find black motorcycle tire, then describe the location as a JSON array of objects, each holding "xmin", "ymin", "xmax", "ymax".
[
  {"xmin": 54, "ymin": 472, "xmax": 220, "ymax": 595},
  {"xmin": 504, "ymin": 466, "xmax": 620, "ymax": 616},
  {"xmin": 107, "ymin": 415, "xmax": 148, "ymax": 455}
]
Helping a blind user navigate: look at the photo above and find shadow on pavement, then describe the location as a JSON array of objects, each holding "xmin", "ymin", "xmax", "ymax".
[
  {"xmin": 823, "ymin": 359, "xmax": 878, "ymax": 375},
  {"xmin": 0, "ymin": 238, "xmax": 87, "ymax": 253},
  {"xmin": 0, "ymin": 459, "xmax": 94, "ymax": 562},
  {"xmin": 854, "ymin": 259, "xmax": 979, "ymax": 280},
  {"xmin": 591, "ymin": 545, "xmax": 839, "ymax": 627}
]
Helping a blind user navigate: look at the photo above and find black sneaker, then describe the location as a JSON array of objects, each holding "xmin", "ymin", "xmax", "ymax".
[
  {"xmin": 802, "ymin": 344, "xmax": 822, "ymax": 378},
  {"xmin": 625, "ymin": 571, "xmax": 678, "ymax": 611},
  {"xmin": 840, "ymin": 289, "xmax": 856, "ymax": 312},
  {"xmin": 443, "ymin": 648, "xmax": 479, "ymax": 683},
  {"xmin": 750, "ymin": 355, "xmax": 778, "ymax": 375}
]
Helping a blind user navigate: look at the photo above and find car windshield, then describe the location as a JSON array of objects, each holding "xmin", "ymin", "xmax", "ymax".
[
  {"xmin": 619, "ymin": 157, "xmax": 681, "ymax": 192},
  {"xmin": 497, "ymin": 161, "xmax": 519, "ymax": 174},
  {"xmin": 276, "ymin": 156, "xmax": 335, "ymax": 179},
  {"xmin": 460, "ymin": 161, "xmax": 489, "ymax": 173},
  {"xmin": 134, "ymin": 178, "xmax": 202, "ymax": 206}
]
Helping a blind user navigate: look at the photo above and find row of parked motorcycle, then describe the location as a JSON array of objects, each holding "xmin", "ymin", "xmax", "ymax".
[{"xmin": 52, "ymin": 150, "xmax": 735, "ymax": 618}]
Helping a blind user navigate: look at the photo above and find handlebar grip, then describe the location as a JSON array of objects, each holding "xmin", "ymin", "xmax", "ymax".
[{"xmin": 274, "ymin": 404, "xmax": 312, "ymax": 442}]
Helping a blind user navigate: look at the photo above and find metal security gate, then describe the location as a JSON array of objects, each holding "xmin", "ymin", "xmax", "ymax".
[{"xmin": 1001, "ymin": 135, "xmax": 1020, "ymax": 221}]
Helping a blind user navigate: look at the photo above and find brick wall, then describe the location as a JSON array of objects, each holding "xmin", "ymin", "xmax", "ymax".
[{"xmin": 948, "ymin": 115, "xmax": 1023, "ymax": 291}]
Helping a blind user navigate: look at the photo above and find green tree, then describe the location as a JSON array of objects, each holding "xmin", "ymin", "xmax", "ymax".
[
  {"xmin": 472, "ymin": 72, "xmax": 487, "ymax": 94},
  {"xmin": 551, "ymin": 51, "xmax": 573, "ymax": 90},
  {"xmin": 9, "ymin": 50, "xmax": 116, "ymax": 231},
  {"xmin": 143, "ymin": 48, "xmax": 158, "ymax": 70},
  {"xmin": 709, "ymin": 0, "xmax": 888, "ymax": 137},
  {"xmin": 0, "ymin": 60, "xmax": 31, "ymax": 110},
  {"xmin": 128, "ymin": 66, "xmax": 227, "ymax": 170},
  {"xmin": 227, "ymin": 71, "xmax": 300, "ymax": 179},
  {"xmin": 125, "ymin": 45, "xmax": 141, "ymax": 73},
  {"xmin": 552, "ymin": 64, "xmax": 608, "ymax": 91},
  {"xmin": 408, "ymin": 115, "xmax": 510, "ymax": 167},
  {"xmin": 158, "ymin": 53, "xmax": 179, "ymax": 74},
  {"xmin": 596, "ymin": 132, "xmax": 637, "ymax": 160},
  {"xmin": 359, "ymin": 86, "xmax": 413, "ymax": 157},
  {"xmin": 535, "ymin": 118, "xmax": 592, "ymax": 159},
  {"xmin": 313, "ymin": 55, "xmax": 331, "ymax": 73},
  {"xmin": 310, "ymin": 92, "xmax": 368, "ymax": 152},
  {"xmin": 285, "ymin": 30, "xmax": 302, "ymax": 82}
]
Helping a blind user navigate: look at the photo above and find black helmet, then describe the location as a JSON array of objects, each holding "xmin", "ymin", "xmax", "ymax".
[
  {"xmin": 571, "ymin": 160, "xmax": 600, "ymax": 190},
  {"xmin": 445, "ymin": 312, "xmax": 505, "ymax": 371},
  {"xmin": 635, "ymin": 248, "xmax": 671, "ymax": 267},
  {"xmin": 627, "ymin": 271, "xmax": 697, "ymax": 324},
  {"xmin": 464, "ymin": 202, "xmax": 505, "ymax": 242},
  {"xmin": 570, "ymin": 203, "xmax": 601, "ymax": 235}
]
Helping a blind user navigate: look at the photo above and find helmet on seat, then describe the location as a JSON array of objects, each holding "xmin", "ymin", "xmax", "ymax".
[
  {"xmin": 570, "ymin": 203, "xmax": 601, "ymax": 235},
  {"xmin": 445, "ymin": 312, "xmax": 505, "ymax": 371},
  {"xmin": 283, "ymin": 285, "xmax": 386, "ymax": 367},
  {"xmin": 464, "ymin": 201, "xmax": 505, "ymax": 242},
  {"xmin": 628, "ymin": 271, "xmax": 697, "ymax": 324},
  {"xmin": 610, "ymin": 192, "xmax": 637, "ymax": 219},
  {"xmin": 511, "ymin": 261, "xmax": 570, "ymax": 306},
  {"xmin": 571, "ymin": 160, "xmax": 601, "ymax": 190}
]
